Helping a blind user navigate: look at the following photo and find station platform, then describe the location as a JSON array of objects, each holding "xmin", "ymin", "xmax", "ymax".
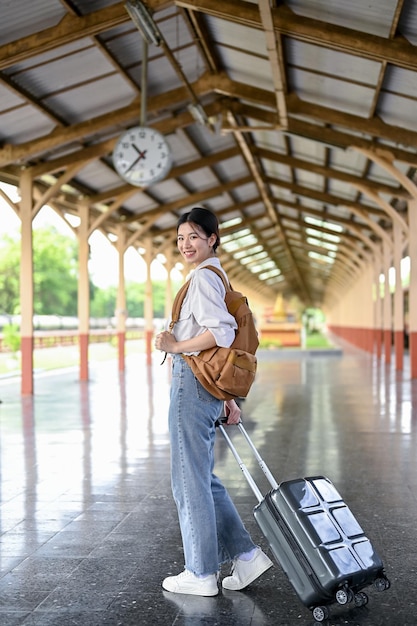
[{"xmin": 0, "ymin": 341, "xmax": 415, "ymax": 625}]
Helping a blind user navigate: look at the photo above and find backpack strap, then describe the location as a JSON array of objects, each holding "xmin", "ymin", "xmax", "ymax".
[
  {"xmin": 203, "ymin": 265, "xmax": 247, "ymax": 317},
  {"xmin": 169, "ymin": 279, "xmax": 191, "ymax": 331},
  {"xmin": 161, "ymin": 279, "xmax": 190, "ymax": 364},
  {"xmin": 203, "ymin": 265, "xmax": 231, "ymax": 292}
]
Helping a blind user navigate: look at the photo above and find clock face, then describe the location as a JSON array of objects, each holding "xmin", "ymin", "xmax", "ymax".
[{"xmin": 113, "ymin": 126, "xmax": 172, "ymax": 187}]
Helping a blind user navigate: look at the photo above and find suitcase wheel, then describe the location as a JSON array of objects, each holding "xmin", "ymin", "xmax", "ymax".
[
  {"xmin": 335, "ymin": 587, "xmax": 354, "ymax": 605},
  {"xmin": 354, "ymin": 591, "xmax": 369, "ymax": 607},
  {"xmin": 374, "ymin": 576, "xmax": 390, "ymax": 592},
  {"xmin": 312, "ymin": 605, "xmax": 330, "ymax": 622}
]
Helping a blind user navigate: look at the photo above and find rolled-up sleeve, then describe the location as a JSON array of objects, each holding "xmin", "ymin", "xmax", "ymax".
[{"xmin": 181, "ymin": 268, "xmax": 237, "ymax": 349}]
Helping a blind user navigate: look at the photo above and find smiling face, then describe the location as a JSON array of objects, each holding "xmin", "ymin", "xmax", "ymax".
[{"xmin": 177, "ymin": 222, "xmax": 217, "ymax": 267}]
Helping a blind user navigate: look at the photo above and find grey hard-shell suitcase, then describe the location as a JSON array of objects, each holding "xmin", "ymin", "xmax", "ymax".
[{"xmin": 217, "ymin": 421, "xmax": 390, "ymax": 622}]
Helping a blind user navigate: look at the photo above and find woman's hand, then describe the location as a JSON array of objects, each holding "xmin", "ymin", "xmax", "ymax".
[
  {"xmin": 155, "ymin": 331, "xmax": 178, "ymax": 354},
  {"xmin": 224, "ymin": 399, "xmax": 241, "ymax": 425}
]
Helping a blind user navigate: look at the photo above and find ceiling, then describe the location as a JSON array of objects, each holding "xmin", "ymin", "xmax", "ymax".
[{"xmin": 1, "ymin": 0, "xmax": 416, "ymax": 309}]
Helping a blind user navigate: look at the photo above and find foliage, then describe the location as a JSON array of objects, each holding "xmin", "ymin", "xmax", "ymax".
[
  {"xmin": 33, "ymin": 227, "xmax": 79, "ymax": 315},
  {"xmin": 305, "ymin": 332, "xmax": 334, "ymax": 349},
  {"xmin": 90, "ymin": 285, "xmax": 117, "ymax": 319},
  {"xmin": 0, "ymin": 226, "xmax": 79, "ymax": 316},
  {"xmin": 90, "ymin": 280, "xmax": 181, "ymax": 319},
  {"xmin": 303, "ymin": 307, "xmax": 326, "ymax": 333},
  {"xmin": 2, "ymin": 323, "xmax": 21, "ymax": 353},
  {"xmin": 258, "ymin": 332, "xmax": 333, "ymax": 350},
  {"xmin": 0, "ymin": 234, "xmax": 21, "ymax": 314},
  {"xmin": 126, "ymin": 282, "xmax": 145, "ymax": 317},
  {"xmin": 259, "ymin": 338, "xmax": 282, "ymax": 349}
]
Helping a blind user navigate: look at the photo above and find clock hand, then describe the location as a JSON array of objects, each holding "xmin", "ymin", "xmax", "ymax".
[
  {"xmin": 124, "ymin": 155, "xmax": 141, "ymax": 174},
  {"xmin": 124, "ymin": 146, "xmax": 148, "ymax": 173},
  {"xmin": 132, "ymin": 144, "xmax": 147, "ymax": 159}
]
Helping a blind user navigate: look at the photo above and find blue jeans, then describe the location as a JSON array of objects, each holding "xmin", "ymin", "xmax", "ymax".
[{"xmin": 168, "ymin": 355, "xmax": 256, "ymax": 576}]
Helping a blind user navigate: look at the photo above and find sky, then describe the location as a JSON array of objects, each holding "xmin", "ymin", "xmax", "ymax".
[{"xmin": 0, "ymin": 182, "xmax": 181, "ymax": 288}]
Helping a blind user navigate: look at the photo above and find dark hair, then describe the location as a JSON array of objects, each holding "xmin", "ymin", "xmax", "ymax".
[{"xmin": 177, "ymin": 207, "xmax": 220, "ymax": 251}]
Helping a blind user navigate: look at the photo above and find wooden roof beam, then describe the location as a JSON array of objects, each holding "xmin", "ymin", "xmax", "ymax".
[
  {"xmin": 0, "ymin": 3, "xmax": 130, "ymax": 70},
  {"xmin": 177, "ymin": 0, "xmax": 417, "ymax": 71},
  {"xmin": 257, "ymin": 147, "xmax": 409, "ymax": 201}
]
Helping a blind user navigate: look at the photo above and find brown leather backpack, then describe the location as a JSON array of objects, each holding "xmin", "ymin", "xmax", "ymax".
[{"xmin": 168, "ymin": 265, "xmax": 258, "ymax": 400}]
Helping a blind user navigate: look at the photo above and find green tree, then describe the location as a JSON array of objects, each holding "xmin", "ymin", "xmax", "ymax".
[
  {"xmin": 126, "ymin": 282, "xmax": 145, "ymax": 317},
  {"xmin": 0, "ymin": 233, "xmax": 20, "ymax": 313},
  {"xmin": 2, "ymin": 323, "xmax": 21, "ymax": 353},
  {"xmin": 33, "ymin": 227, "xmax": 79, "ymax": 315},
  {"xmin": 152, "ymin": 280, "xmax": 171, "ymax": 318},
  {"xmin": 0, "ymin": 226, "xmax": 79, "ymax": 315},
  {"xmin": 90, "ymin": 280, "xmax": 181, "ymax": 319},
  {"xmin": 90, "ymin": 285, "xmax": 117, "ymax": 318},
  {"xmin": 125, "ymin": 280, "xmax": 181, "ymax": 318}
]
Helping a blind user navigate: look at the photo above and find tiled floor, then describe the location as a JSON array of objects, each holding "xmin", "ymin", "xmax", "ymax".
[{"xmin": 0, "ymin": 342, "xmax": 416, "ymax": 625}]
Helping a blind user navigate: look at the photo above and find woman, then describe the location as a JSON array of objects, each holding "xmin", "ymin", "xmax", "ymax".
[{"xmin": 155, "ymin": 207, "xmax": 272, "ymax": 597}]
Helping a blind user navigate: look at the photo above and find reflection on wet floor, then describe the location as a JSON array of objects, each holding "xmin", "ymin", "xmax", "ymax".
[{"xmin": 0, "ymin": 344, "xmax": 416, "ymax": 625}]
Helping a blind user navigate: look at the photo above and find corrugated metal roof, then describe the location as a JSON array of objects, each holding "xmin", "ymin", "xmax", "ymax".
[
  {"xmin": 286, "ymin": 0, "xmax": 399, "ymax": 38},
  {"xmin": 285, "ymin": 40, "xmax": 382, "ymax": 85},
  {"xmin": 0, "ymin": 107, "xmax": 55, "ymax": 143},
  {"xmin": 0, "ymin": 0, "xmax": 66, "ymax": 45},
  {"xmin": 72, "ymin": 0, "xmax": 120, "ymax": 12},
  {"xmin": 14, "ymin": 46, "xmax": 119, "ymax": 97}
]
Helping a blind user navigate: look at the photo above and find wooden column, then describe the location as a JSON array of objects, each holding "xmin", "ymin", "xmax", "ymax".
[
  {"xmin": 362, "ymin": 263, "xmax": 374, "ymax": 353},
  {"xmin": 373, "ymin": 253, "xmax": 382, "ymax": 359},
  {"xmin": 144, "ymin": 237, "xmax": 153, "ymax": 365},
  {"xmin": 164, "ymin": 249, "xmax": 174, "ymax": 321},
  {"xmin": 116, "ymin": 225, "xmax": 127, "ymax": 372},
  {"xmin": 382, "ymin": 239, "xmax": 392, "ymax": 364},
  {"xmin": 78, "ymin": 204, "xmax": 90, "ymax": 381},
  {"xmin": 393, "ymin": 221, "xmax": 404, "ymax": 371},
  {"xmin": 19, "ymin": 169, "xmax": 34, "ymax": 395},
  {"xmin": 409, "ymin": 200, "xmax": 417, "ymax": 378}
]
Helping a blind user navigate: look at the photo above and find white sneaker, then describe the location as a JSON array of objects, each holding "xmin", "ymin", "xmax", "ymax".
[
  {"xmin": 162, "ymin": 569, "xmax": 219, "ymax": 596},
  {"xmin": 222, "ymin": 548, "xmax": 273, "ymax": 591}
]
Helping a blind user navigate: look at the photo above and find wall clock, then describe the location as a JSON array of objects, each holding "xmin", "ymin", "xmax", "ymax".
[{"xmin": 113, "ymin": 126, "xmax": 172, "ymax": 187}]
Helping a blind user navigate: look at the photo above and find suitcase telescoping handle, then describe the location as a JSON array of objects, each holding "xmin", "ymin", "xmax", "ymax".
[{"xmin": 216, "ymin": 419, "xmax": 278, "ymax": 503}]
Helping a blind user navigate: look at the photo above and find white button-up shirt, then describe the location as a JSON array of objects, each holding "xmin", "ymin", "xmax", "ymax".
[{"xmin": 171, "ymin": 258, "xmax": 237, "ymax": 355}]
